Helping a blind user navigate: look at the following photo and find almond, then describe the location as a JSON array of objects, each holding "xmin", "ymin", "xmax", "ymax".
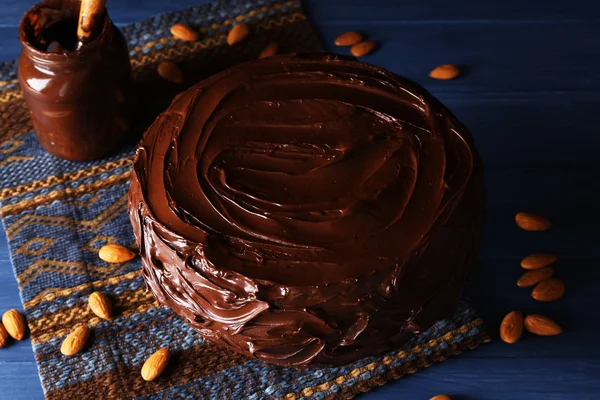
[
  {"xmin": 142, "ymin": 348, "xmax": 170, "ymax": 381},
  {"xmin": 334, "ymin": 31, "xmax": 363, "ymax": 46},
  {"xmin": 430, "ymin": 395, "xmax": 452, "ymax": 400},
  {"xmin": 532, "ymin": 278, "xmax": 565, "ymax": 301},
  {"xmin": 499, "ymin": 311, "xmax": 523, "ymax": 344},
  {"xmin": 99, "ymin": 244, "xmax": 136, "ymax": 263},
  {"xmin": 157, "ymin": 61, "xmax": 184, "ymax": 84},
  {"xmin": 524, "ymin": 314, "xmax": 562, "ymax": 336},
  {"xmin": 259, "ymin": 42, "xmax": 280, "ymax": 59},
  {"xmin": 351, "ymin": 40, "xmax": 377, "ymax": 57},
  {"xmin": 0, "ymin": 323, "xmax": 8, "ymax": 348},
  {"xmin": 517, "ymin": 267, "xmax": 554, "ymax": 288},
  {"xmin": 515, "ymin": 212, "xmax": 551, "ymax": 231},
  {"xmin": 429, "ymin": 64, "xmax": 460, "ymax": 80},
  {"xmin": 60, "ymin": 325, "xmax": 90, "ymax": 356},
  {"xmin": 520, "ymin": 253, "xmax": 557, "ymax": 270},
  {"xmin": 170, "ymin": 23, "xmax": 199, "ymax": 42},
  {"xmin": 2, "ymin": 309, "xmax": 26, "ymax": 340},
  {"xmin": 88, "ymin": 292, "xmax": 113, "ymax": 320},
  {"xmin": 227, "ymin": 23, "xmax": 249, "ymax": 46}
]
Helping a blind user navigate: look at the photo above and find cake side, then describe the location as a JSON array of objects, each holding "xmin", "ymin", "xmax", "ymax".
[{"xmin": 128, "ymin": 53, "xmax": 485, "ymax": 367}]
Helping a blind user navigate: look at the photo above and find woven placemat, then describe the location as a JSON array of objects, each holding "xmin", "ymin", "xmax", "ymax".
[{"xmin": 0, "ymin": 1, "xmax": 489, "ymax": 398}]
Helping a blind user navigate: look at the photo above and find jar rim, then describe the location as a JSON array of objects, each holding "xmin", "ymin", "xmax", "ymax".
[{"xmin": 19, "ymin": 0, "xmax": 112, "ymax": 64}]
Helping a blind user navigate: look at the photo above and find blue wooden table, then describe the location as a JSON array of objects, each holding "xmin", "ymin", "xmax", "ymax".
[{"xmin": 1, "ymin": 0, "xmax": 599, "ymax": 398}]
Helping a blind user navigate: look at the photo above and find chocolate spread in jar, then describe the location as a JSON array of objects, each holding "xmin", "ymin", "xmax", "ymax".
[{"xmin": 18, "ymin": 0, "xmax": 137, "ymax": 161}]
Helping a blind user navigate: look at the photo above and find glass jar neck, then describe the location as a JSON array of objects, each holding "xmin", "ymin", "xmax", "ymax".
[{"xmin": 19, "ymin": 0, "xmax": 113, "ymax": 68}]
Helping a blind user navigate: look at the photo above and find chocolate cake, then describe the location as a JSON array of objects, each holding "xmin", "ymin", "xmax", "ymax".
[{"xmin": 128, "ymin": 54, "xmax": 484, "ymax": 367}]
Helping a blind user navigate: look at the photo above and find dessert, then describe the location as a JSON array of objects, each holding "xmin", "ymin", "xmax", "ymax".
[{"xmin": 128, "ymin": 54, "xmax": 484, "ymax": 367}]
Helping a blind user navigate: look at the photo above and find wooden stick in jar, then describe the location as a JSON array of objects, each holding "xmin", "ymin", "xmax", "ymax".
[{"xmin": 76, "ymin": 0, "xmax": 107, "ymax": 49}]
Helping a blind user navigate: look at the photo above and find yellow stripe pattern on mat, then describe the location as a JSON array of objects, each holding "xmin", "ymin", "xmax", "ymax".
[
  {"xmin": 1, "ymin": 171, "xmax": 131, "ymax": 216},
  {"xmin": 279, "ymin": 319, "xmax": 489, "ymax": 400},
  {"xmin": 24, "ymin": 269, "xmax": 142, "ymax": 309},
  {"xmin": 0, "ymin": 156, "xmax": 133, "ymax": 200},
  {"xmin": 32, "ymin": 288, "xmax": 158, "ymax": 344},
  {"xmin": 129, "ymin": 0, "xmax": 299, "ymax": 54}
]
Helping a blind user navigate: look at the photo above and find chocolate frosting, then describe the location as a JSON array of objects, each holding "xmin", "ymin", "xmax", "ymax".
[{"xmin": 128, "ymin": 54, "xmax": 484, "ymax": 367}]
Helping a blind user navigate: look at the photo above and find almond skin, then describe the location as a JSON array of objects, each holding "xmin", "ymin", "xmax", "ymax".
[
  {"xmin": 157, "ymin": 61, "xmax": 184, "ymax": 84},
  {"xmin": 0, "ymin": 323, "xmax": 8, "ymax": 347},
  {"xmin": 532, "ymin": 278, "xmax": 565, "ymax": 301},
  {"xmin": 88, "ymin": 292, "xmax": 113, "ymax": 320},
  {"xmin": 2, "ymin": 309, "xmax": 26, "ymax": 340},
  {"xmin": 227, "ymin": 23, "xmax": 249, "ymax": 46},
  {"xmin": 60, "ymin": 325, "xmax": 90, "ymax": 356},
  {"xmin": 351, "ymin": 40, "xmax": 377, "ymax": 57},
  {"xmin": 517, "ymin": 267, "xmax": 554, "ymax": 288},
  {"xmin": 99, "ymin": 244, "xmax": 136, "ymax": 263},
  {"xmin": 259, "ymin": 43, "xmax": 280, "ymax": 59},
  {"xmin": 515, "ymin": 212, "xmax": 552, "ymax": 231},
  {"xmin": 429, "ymin": 64, "xmax": 460, "ymax": 80},
  {"xmin": 170, "ymin": 23, "xmax": 199, "ymax": 41},
  {"xmin": 430, "ymin": 395, "xmax": 452, "ymax": 400},
  {"xmin": 142, "ymin": 348, "xmax": 171, "ymax": 381},
  {"xmin": 499, "ymin": 311, "xmax": 524, "ymax": 344},
  {"xmin": 520, "ymin": 253, "xmax": 557, "ymax": 270},
  {"xmin": 334, "ymin": 31, "xmax": 363, "ymax": 46},
  {"xmin": 524, "ymin": 314, "xmax": 562, "ymax": 336}
]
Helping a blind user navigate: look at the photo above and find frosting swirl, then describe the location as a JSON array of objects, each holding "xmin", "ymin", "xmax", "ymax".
[{"xmin": 128, "ymin": 54, "xmax": 484, "ymax": 367}]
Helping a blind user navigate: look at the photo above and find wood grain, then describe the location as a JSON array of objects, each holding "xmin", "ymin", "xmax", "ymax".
[{"xmin": 0, "ymin": 0, "xmax": 598, "ymax": 399}]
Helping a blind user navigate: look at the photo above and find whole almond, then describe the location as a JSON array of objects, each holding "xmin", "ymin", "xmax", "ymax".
[
  {"xmin": 517, "ymin": 267, "xmax": 554, "ymax": 288},
  {"xmin": 0, "ymin": 323, "xmax": 8, "ymax": 347},
  {"xmin": 524, "ymin": 314, "xmax": 562, "ymax": 336},
  {"xmin": 430, "ymin": 395, "xmax": 452, "ymax": 400},
  {"xmin": 142, "ymin": 348, "xmax": 171, "ymax": 381},
  {"xmin": 227, "ymin": 23, "xmax": 249, "ymax": 46},
  {"xmin": 429, "ymin": 64, "xmax": 460, "ymax": 80},
  {"xmin": 99, "ymin": 244, "xmax": 136, "ymax": 263},
  {"xmin": 88, "ymin": 292, "xmax": 113, "ymax": 320},
  {"xmin": 351, "ymin": 40, "xmax": 377, "ymax": 57},
  {"xmin": 259, "ymin": 43, "xmax": 280, "ymax": 59},
  {"xmin": 334, "ymin": 31, "xmax": 363, "ymax": 46},
  {"xmin": 2, "ymin": 309, "xmax": 26, "ymax": 340},
  {"xmin": 520, "ymin": 253, "xmax": 557, "ymax": 270},
  {"xmin": 60, "ymin": 325, "xmax": 90, "ymax": 356},
  {"xmin": 499, "ymin": 311, "xmax": 523, "ymax": 344},
  {"xmin": 515, "ymin": 212, "xmax": 552, "ymax": 231},
  {"xmin": 157, "ymin": 61, "xmax": 184, "ymax": 84},
  {"xmin": 170, "ymin": 23, "xmax": 199, "ymax": 42},
  {"xmin": 532, "ymin": 278, "xmax": 565, "ymax": 301}
]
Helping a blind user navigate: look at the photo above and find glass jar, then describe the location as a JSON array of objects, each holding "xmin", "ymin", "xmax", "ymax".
[{"xmin": 18, "ymin": 0, "xmax": 137, "ymax": 161}]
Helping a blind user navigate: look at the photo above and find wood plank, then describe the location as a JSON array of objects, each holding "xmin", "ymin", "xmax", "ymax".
[
  {"xmin": 444, "ymin": 97, "xmax": 600, "ymax": 168},
  {"xmin": 316, "ymin": 22, "xmax": 600, "ymax": 94},
  {"xmin": 0, "ymin": 0, "xmax": 597, "ymax": 399},
  {"xmin": 1, "ymin": 0, "xmax": 598, "ymax": 27},
  {"xmin": 0, "ymin": 362, "xmax": 44, "ymax": 400},
  {"xmin": 304, "ymin": 0, "xmax": 599, "ymax": 22},
  {"xmin": 0, "ymin": 0, "xmax": 208, "ymax": 26},
  {"xmin": 0, "ymin": 27, "xmax": 19, "ymax": 62},
  {"xmin": 2, "ymin": 21, "xmax": 598, "ymax": 93},
  {"xmin": 364, "ymin": 357, "xmax": 600, "ymax": 399}
]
